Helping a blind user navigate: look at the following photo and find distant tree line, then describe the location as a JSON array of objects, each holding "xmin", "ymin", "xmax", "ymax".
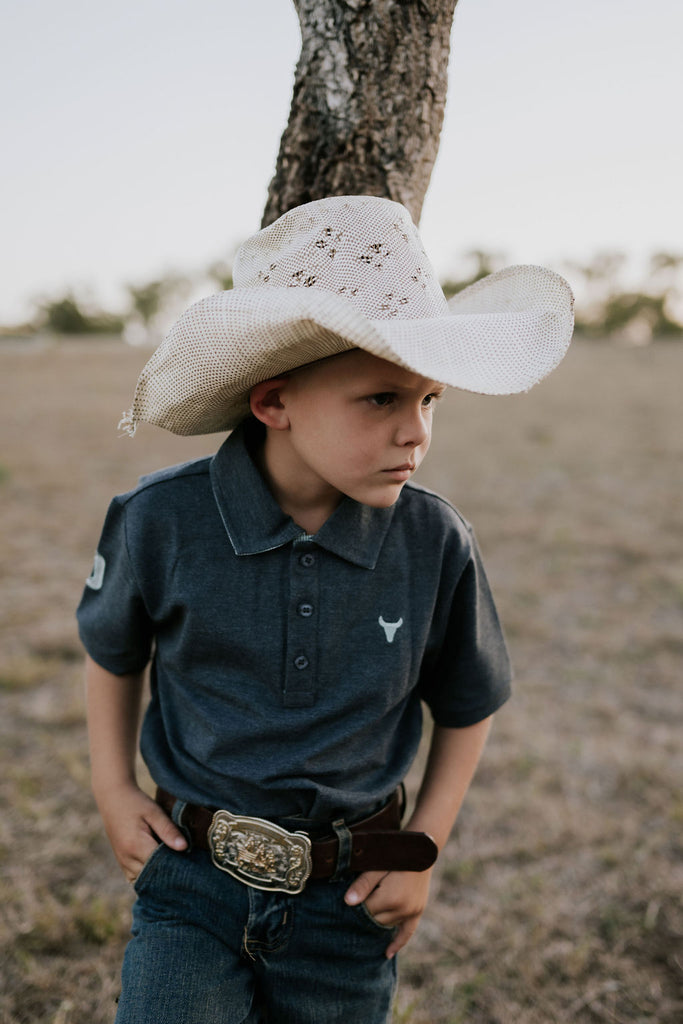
[
  {"xmin": 5, "ymin": 250, "xmax": 682, "ymax": 344},
  {"xmin": 7, "ymin": 261, "xmax": 233, "ymax": 343},
  {"xmin": 566, "ymin": 251, "xmax": 683, "ymax": 342}
]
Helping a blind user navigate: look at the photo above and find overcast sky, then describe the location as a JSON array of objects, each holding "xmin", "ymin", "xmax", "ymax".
[{"xmin": 2, "ymin": 0, "xmax": 681, "ymax": 323}]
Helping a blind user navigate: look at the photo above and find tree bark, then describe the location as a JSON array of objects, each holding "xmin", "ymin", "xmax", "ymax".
[{"xmin": 262, "ymin": 0, "xmax": 459, "ymax": 228}]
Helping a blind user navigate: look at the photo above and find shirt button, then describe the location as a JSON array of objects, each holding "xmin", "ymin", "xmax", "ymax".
[
  {"xmin": 294, "ymin": 655, "xmax": 309, "ymax": 670},
  {"xmin": 299, "ymin": 553, "xmax": 315, "ymax": 568},
  {"xmin": 298, "ymin": 603, "xmax": 314, "ymax": 617}
]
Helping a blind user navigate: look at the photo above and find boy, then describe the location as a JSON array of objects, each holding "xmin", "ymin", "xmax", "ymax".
[{"xmin": 78, "ymin": 195, "xmax": 573, "ymax": 1023}]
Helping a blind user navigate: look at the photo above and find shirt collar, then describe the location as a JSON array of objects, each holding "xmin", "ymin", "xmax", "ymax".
[{"xmin": 210, "ymin": 420, "xmax": 396, "ymax": 569}]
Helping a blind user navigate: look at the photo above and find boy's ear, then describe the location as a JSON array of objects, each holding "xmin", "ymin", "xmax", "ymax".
[{"xmin": 249, "ymin": 377, "xmax": 291, "ymax": 429}]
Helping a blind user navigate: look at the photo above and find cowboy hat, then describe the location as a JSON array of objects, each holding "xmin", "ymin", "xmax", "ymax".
[{"xmin": 120, "ymin": 195, "xmax": 574, "ymax": 436}]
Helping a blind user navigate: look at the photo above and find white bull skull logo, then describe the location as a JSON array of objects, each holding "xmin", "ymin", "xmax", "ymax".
[{"xmin": 378, "ymin": 616, "xmax": 403, "ymax": 643}]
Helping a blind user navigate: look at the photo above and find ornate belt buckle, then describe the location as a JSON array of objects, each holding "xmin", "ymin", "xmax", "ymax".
[{"xmin": 208, "ymin": 810, "xmax": 313, "ymax": 894}]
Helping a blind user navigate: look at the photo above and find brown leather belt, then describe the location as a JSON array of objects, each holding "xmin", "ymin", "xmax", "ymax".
[{"xmin": 156, "ymin": 788, "xmax": 437, "ymax": 892}]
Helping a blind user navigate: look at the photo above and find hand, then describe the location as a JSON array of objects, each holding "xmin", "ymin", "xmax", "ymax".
[
  {"xmin": 344, "ymin": 868, "xmax": 433, "ymax": 958},
  {"xmin": 95, "ymin": 782, "xmax": 188, "ymax": 882}
]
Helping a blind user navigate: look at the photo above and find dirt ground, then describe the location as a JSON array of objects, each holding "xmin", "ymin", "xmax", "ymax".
[{"xmin": 0, "ymin": 339, "xmax": 681, "ymax": 1023}]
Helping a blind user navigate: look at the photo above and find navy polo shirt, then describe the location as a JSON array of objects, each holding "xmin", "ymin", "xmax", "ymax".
[{"xmin": 77, "ymin": 421, "xmax": 511, "ymax": 821}]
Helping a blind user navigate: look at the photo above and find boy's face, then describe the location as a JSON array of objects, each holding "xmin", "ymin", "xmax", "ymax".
[{"xmin": 264, "ymin": 349, "xmax": 445, "ymax": 511}]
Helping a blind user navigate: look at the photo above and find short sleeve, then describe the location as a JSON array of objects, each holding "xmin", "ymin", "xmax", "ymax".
[
  {"xmin": 76, "ymin": 497, "xmax": 155, "ymax": 674},
  {"xmin": 419, "ymin": 529, "xmax": 512, "ymax": 727}
]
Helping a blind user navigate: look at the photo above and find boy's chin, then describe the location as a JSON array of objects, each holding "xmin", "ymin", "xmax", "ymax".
[{"xmin": 354, "ymin": 486, "xmax": 406, "ymax": 510}]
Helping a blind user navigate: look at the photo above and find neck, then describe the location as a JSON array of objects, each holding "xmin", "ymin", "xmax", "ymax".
[{"xmin": 255, "ymin": 432, "xmax": 342, "ymax": 535}]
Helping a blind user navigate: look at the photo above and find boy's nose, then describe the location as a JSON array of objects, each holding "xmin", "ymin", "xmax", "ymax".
[{"xmin": 396, "ymin": 406, "xmax": 430, "ymax": 448}]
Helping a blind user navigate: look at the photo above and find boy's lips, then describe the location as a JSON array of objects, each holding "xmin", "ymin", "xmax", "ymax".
[{"xmin": 383, "ymin": 463, "xmax": 415, "ymax": 478}]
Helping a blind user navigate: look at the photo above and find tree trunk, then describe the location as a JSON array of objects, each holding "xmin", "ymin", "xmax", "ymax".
[{"xmin": 262, "ymin": 0, "xmax": 459, "ymax": 228}]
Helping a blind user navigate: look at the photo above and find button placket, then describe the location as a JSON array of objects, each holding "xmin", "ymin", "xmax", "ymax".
[{"xmin": 283, "ymin": 544, "xmax": 319, "ymax": 707}]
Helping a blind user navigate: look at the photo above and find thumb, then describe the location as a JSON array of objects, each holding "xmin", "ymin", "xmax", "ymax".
[
  {"xmin": 145, "ymin": 804, "xmax": 188, "ymax": 851},
  {"xmin": 344, "ymin": 870, "xmax": 387, "ymax": 906}
]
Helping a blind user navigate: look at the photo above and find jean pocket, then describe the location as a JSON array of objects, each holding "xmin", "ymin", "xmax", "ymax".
[
  {"xmin": 353, "ymin": 901, "xmax": 400, "ymax": 936},
  {"xmin": 133, "ymin": 842, "xmax": 168, "ymax": 893}
]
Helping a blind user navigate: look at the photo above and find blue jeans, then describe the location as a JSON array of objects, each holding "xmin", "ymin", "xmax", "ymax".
[{"xmin": 115, "ymin": 842, "xmax": 398, "ymax": 1023}]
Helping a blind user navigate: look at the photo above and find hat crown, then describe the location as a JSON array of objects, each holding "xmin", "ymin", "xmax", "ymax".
[{"xmin": 233, "ymin": 195, "xmax": 448, "ymax": 321}]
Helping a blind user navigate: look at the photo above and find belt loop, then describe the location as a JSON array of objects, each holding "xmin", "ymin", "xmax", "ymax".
[
  {"xmin": 171, "ymin": 799, "xmax": 193, "ymax": 852},
  {"xmin": 330, "ymin": 818, "xmax": 353, "ymax": 881}
]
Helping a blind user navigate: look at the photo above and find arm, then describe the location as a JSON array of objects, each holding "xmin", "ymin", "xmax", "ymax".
[
  {"xmin": 85, "ymin": 653, "xmax": 187, "ymax": 881},
  {"xmin": 345, "ymin": 716, "xmax": 493, "ymax": 958}
]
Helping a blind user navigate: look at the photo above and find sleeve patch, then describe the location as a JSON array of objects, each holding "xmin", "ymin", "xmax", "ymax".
[{"xmin": 85, "ymin": 552, "xmax": 106, "ymax": 591}]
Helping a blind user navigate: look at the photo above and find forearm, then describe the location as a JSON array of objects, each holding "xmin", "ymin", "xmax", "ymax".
[
  {"xmin": 405, "ymin": 717, "xmax": 493, "ymax": 851},
  {"xmin": 85, "ymin": 653, "xmax": 146, "ymax": 798},
  {"xmin": 84, "ymin": 652, "xmax": 187, "ymax": 879}
]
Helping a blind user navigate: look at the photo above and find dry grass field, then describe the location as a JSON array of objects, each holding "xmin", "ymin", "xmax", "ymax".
[{"xmin": 0, "ymin": 339, "xmax": 681, "ymax": 1023}]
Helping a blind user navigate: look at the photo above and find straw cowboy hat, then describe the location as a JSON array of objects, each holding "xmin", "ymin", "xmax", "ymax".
[{"xmin": 120, "ymin": 195, "xmax": 574, "ymax": 436}]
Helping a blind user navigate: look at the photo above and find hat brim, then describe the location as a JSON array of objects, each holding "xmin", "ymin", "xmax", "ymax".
[{"xmin": 126, "ymin": 265, "xmax": 573, "ymax": 435}]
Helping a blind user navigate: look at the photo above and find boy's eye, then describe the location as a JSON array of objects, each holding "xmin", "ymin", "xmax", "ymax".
[
  {"xmin": 368, "ymin": 393, "xmax": 395, "ymax": 407},
  {"xmin": 367, "ymin": 391, "xmax": 442, "ymax": 409},
  {"xmin": 422, "ymin": 392, "xmax": 442, "ymax": 408}
]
